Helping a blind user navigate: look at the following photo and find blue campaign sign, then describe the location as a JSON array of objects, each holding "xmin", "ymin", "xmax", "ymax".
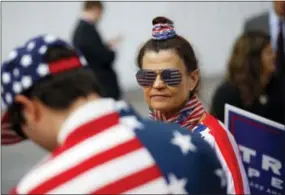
[{"xmin": 224, "ymin": 104, "xmax": 285, "ymax": 195}]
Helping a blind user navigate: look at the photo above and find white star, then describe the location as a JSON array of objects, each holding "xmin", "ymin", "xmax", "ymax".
[
  {"xmin": 167, "ymin": 173, "xmax": 188, "ymax": 194},
  {"xmin": 2, "ymin": 72, "xmax": 11, "ymax": 84},
  {"xmin": 199, "ymin": 128, "xmax": 210, "ymax": 139},
  {"xmin": 21, "ymin": 55, "xmax": 32, "ymax": 67},
  {"xmin": 37, "ymin": 63, "xmax": 49, "ymax": 76},
  {"xmin": 22, "ymin": 76, "xmax": 32, "ymax": 89},
  {"xmin": 171, "ymin": 131, "xmax": 197, "ymax": 154},
  {"xmin": 27, "ymin": 41, "xmax": 35, "ymax": 51},
  {"xmin": 8, "ymin": 50, "xmax": 17, "ymax": 61},
  {"xmin": 13, "ymin": 68, "xmax": 20, "ymax": 77},
  {"xmin": 120, "ymin": 116, "xmax": 144, "ymax": 130},
  {"xmin": 215, "ymin": 168, "xmax": 227, "ymax": 188},
  {"xmin": 13, "ymin": 82, "xmax": 22, "ymax": 93},
  {"xmin": 38, "ymin": 45, "xmax": 47, "ymax": 54},
  {"xmin": 5, "ymin": 93, "xmax": 12, "ymax": 104},
  {"xmin": 44, "ymin": 34, "xmax": 56, "ymax": 43}
]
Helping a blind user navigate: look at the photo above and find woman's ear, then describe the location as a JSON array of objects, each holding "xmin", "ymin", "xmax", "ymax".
[
  {"xmin": 14, "ymin": 95, "xmax": 39, "ymax": 123},
  {"xmin": 188, "ymin": 69, "xmax": 200, "ymax": 91}
]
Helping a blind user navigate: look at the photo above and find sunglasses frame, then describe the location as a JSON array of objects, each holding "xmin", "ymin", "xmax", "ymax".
[{"xmin": 136, "ymin": 68, "xmax": 182, "ymax": 87}]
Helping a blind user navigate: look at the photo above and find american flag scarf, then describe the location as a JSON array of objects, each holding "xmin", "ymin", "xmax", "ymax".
[{"xmin": 149, "ymin": 95, "xmax": 205, "ymax": 130}]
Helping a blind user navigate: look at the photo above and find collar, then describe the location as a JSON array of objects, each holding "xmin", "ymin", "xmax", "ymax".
[
  {"xmin": 270, "ymin": 8, "xmax": 284, "ymax": 25},
  {"xmin": 80, "ymin": 18, "xmax": 95, "ymax": 26},
  {"xmin": 149, "ymin": 95, "xmax": 205, "ymax": 130},
  {"xmin": 58, "ymin": 98, "xmax": 127, "ymax": 144}
]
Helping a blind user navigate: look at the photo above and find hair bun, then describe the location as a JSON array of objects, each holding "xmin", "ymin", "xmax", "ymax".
[
  {"xmin": 152, "ymin": 16, "xmax": 174, "ymax": 26},
  {"xmin": 152, "ymin": 16, "xmax": 176, "ymax": 40}
]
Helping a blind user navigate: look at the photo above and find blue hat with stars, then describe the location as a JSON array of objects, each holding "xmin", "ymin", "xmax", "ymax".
[{"xmin": 1, "ymin": 34, "xmax": 88, "ymax": 134}]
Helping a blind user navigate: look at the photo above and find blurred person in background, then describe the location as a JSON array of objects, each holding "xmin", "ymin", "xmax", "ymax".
[
  {"xmin": 135, "ymin": 16, "xmax": 250, "ymax": 194},
  {"xmin": 1, "ymin": 35, "xmax": 227, "ymax": 194},
  {"xmin": 244, "ymin": 1, "xmax": 284, "ymax": 75},
  {"xmin": 211, "ymin": 31, "xmax": 284, "ymax": 124},
  {"xmin": 72, "ymin": 1, "xmax": 122, "ymax": 100},
  {"xmin": 244, "ymin": 1, "xmax": 284, "ymax": 124}
]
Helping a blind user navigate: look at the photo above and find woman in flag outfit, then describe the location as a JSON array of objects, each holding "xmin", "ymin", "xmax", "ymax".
[
  {"xmin": 1, "ymin": 34, "xmax": 227, "ymax": 194},
  {"xmin": 135, "ymin": 16, "xmax": 250, "ymax": 194}
]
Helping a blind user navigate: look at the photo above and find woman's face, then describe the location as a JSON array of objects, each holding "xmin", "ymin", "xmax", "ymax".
[
  {"xmin": 261, "ymin": 43, "xmax": 276, "ymax": 78},
  {"xmin": 140, "ymin": 49, "xmax": 198, "ymax": 114}
]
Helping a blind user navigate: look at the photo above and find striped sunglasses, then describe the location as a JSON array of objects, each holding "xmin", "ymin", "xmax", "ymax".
[{"xmin": 136, "ymin": 69, "xmax": 182, "ymax": 87}]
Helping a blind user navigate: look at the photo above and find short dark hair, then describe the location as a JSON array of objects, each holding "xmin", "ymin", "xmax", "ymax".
[
  {"xmin": 83, "ymin": 1, "xmax": 103, "ymax": 11},
  {"xmin": 8, "ymin": 46, "xmax": 102, "ymax": 138},
  {"xmin": 137, "ymin": 17, "xmax": 200, "ymax": 93}
]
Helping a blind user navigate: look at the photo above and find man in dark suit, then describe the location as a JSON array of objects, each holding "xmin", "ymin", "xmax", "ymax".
[
  {"xmin": 244, "ymin": 1, "xmax": 284, "ymax": 73},
  {"xmin": 72, "ymin": 1, "xmax": 122, "ymax": 100},
  {"xmin": 244, "ymin": 1, "xmax": 284, "ymax": 124}
]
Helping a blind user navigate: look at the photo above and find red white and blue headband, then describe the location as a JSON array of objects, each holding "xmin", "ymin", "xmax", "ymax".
[{"xmin": 152, "ymin": 23, "xmax": 176, "ymax": 40}]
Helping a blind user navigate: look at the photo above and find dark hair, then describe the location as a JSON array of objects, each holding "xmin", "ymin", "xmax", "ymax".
[
  {"xmin": 8, "ymin": 46, "xmax": 102, "ymax": 138},
  {"xmin": 137, "ymin": 16, "xmax": 199, "ymax": 92},
  {"xmin": 83, "ymin": 1, "xmax": 103, "ymax": 11},
  {"xmin": 227, "ymin": 31, "xmax": 271, "ymax": 105}
]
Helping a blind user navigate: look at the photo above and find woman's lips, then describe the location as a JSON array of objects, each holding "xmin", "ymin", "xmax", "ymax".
[{"xmin": 150, "ymin": 95, "xmax": 170, "ymax": 101}]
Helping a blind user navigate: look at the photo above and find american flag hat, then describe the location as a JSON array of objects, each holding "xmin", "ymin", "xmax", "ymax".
[{"xmin": 1, "ymin": 34, "xmax": 88, "ymax": 144}]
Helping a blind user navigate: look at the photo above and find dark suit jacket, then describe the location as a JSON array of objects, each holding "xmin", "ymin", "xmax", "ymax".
[
  {"xmin": 72, "ymin": 19, "xmax": 121, "ymax": 100},
  {"xmin": 210, "ymin": 81, "xmax": 284, "ymax": 125},
  {"xmin": 244, "ymin": 12, "xmax": 270, "ymax": 33}
]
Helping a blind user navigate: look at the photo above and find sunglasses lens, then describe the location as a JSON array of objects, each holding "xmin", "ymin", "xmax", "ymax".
[
  {"xmin": 160, "ymin": 69, "xmax": 182, "ymax": 86},
  {"xmin": 136, "ymin": 70, "xmax": 156, "ymax": 87}
]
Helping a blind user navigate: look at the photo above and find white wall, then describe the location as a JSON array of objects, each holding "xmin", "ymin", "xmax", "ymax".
[{"xmin": 2, "ymin": 2, "xmax": 271, "ymax": 91}]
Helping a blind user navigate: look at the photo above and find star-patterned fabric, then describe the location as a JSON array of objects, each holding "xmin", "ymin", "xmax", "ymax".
[
  {"xmin": 1, "ymin": 34, "xmax": 88, "ymax": 144},
  {"xmin": 10, "ymin": 99, "xmax": 227, "ymax": 194}
]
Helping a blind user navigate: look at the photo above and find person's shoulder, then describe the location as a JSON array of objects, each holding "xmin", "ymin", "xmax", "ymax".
[
  {"xmin": 244, "ymin": 11, "xmax": 269, "ymax": 31},
  {"xmin": 202, "ymin": 113, "xmax": 233, "ymax": 139},
  {"xmin": 11, "ymin": 155, "xmax": 52, "ymax": 194},
  {"xmin": 139, "ymin": 119, "xmax": 214, "ymax": 151},
  {"xmin": 213, "ymin": 81, "xmax": 240, "ymax": 101}
]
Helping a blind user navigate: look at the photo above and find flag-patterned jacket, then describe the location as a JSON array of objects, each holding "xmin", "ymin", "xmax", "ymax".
[{"xmin": 10, "ymin": 99, "xmax": 227, "ymax": 194}]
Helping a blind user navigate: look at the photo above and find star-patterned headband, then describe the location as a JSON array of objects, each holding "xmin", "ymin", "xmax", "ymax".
[
  {"xmin": 1, "ymin": 34, "xmax": 88, "ymax": 111},
  {"xmin": 152, "ymin": 23, "xmax": 176, "ymax": 40}
]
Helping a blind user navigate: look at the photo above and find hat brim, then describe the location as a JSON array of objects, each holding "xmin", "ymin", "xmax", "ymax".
[{"xmin": 1, "ymin": 111, "xmax": 24, "ymax": 145}]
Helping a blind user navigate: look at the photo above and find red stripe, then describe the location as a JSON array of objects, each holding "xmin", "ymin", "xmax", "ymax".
[
  {"xmin": 203, "ymin": 113, "xmax": 244, "ymax": 194},
  {"xmin": 49, "ymin": 57, "xmax": 81, "ymax": 74},
  {"xmin": 2, "ymin": 133, "xmax": 21, "ymax": 139},
  {"xmin": 9, "ymin": 187, "xmax": 18, "ymax": 195},
  {"xmin": 28, "ymin": 138, "xmax": 143, "ymax": 194},
  {"xmin": 2, "ymin": 138, "xmax": 23, "ymax": 144},
  {"xmin": 51, "ymin": 112, "xmax": 119, "ymax": 158},
  {"xmin": 91, "ymin": 165, "xmax": 162, "ymax": 194}
]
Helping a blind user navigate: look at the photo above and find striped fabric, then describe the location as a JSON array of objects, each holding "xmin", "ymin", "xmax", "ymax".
[
  {"xmin": 152, "ymin": 23, "xmax": 176, "ymax": 40},
  {"xmin": 1, "ymin": 112, "xmax": 25, "ymax": 145},
  {"xmin": 149, "ymin": 95, "xmax": 250, "ymax": 194},
  {"xmin": 197, "ymin": 114, "xmax": 251, "ymax": 194},
  {"xmin": 149, "ymin": 95, "xmax": 205, "ymax": 130},
  {"xmin": 10, "ymin": 99, "xmax": 227, "ymax": 194}
]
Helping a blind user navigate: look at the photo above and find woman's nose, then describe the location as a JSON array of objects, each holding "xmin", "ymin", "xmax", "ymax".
[{"xmin": 152, "ymin": 75, "xmax": 166, "ymax": 89}]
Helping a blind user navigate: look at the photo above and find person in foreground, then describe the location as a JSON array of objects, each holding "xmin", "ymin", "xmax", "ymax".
[
  {"xmin": 1, "ymin": 35, "xmax": 227, "ymax": 194},
  {"xmin": 135, "ymin": 16, "xmax": 250, "ymax": 194}
]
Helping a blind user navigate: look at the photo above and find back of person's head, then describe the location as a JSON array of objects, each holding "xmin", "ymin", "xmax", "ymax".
[
  {"xmin": 83, "ymin": 1, "xmax": 103, "ymax": 11},
  {"xmin": 1, "ymin": 35, "xmax": 101, "ymax": 139},
  {"xmin": 136, "ymin": 16, "xmax": 200, "ymax": 114},
  {"xmin": 227, "ymin": 31, "xmax": 273, "ymax": 105}
]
